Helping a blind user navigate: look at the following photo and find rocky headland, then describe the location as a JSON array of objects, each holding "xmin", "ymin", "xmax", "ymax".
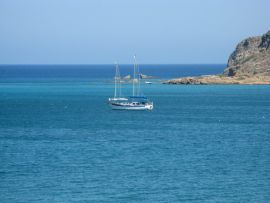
[{"xmin": 164, "ymin": 30, "xmax": 270, "ymax": 85}]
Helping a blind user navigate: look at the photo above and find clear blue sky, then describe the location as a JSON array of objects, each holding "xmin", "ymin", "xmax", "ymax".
[{"xmin": 0, "ymin": 0, "xmax": 270, "ymax": 64}]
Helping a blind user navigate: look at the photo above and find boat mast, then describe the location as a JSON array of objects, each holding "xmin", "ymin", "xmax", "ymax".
[
  {"xmin": 133, "ymin": 55, "xmax": 136, "ymax": 97},
  {"xmin": 114, "ymin": 63, "xmax": 118, "ymax": 98},
  {"xmin": 137, "ymin": 60, "xmax": 140, "ymax": 96},
  {"xmin": 118, "ymin": 64, "xmax": 121, "ymax": 97}
]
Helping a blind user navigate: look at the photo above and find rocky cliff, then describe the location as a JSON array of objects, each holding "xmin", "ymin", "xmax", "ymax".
[
  {"xmin": 164, "ymin": 30, "xmax": 270, "ymax": 85},
  {"xmin": 223, "ymin": 31, "xmax": 270, "ymax": 77}
]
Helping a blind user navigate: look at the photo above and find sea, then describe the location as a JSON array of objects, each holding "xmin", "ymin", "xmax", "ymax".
[{"xmin": 0, "ymin": 64, "xmax": 270, "ymax": 202}]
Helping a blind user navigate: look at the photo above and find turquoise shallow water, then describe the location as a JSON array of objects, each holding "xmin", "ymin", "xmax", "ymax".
[{"xmin": 0, "ymin": 65, "xmax": 270, "ymax": 202}]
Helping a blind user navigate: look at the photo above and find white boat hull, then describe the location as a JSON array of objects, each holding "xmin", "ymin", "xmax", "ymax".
[{"xmin": 109, "ymin": 103, "xmax": 153, "ymax": 110}]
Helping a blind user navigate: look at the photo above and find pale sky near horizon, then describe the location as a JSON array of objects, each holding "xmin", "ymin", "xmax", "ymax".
[{"xmin": 0, "ymin": 0, "xmax": 270, "ymax": 64}]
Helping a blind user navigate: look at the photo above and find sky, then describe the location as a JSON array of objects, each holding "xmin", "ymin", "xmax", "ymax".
[{"xmin": 0, "ymin": 0, "xmax": 270, "ymax": 64}]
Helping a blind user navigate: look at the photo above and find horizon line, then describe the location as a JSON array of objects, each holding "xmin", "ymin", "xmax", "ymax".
[{"xmin": 0, "ymin": 63, "xmax": 227, "ymax": 66}]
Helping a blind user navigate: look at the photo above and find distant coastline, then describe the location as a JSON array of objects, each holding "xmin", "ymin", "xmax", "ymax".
[
  {"xmin": 163, "ymin": 75, "xmax": 270, "ymax": 85},
  {"xmin": 164, "ymin": 30, "xmax": 270, "ymax": 85}
]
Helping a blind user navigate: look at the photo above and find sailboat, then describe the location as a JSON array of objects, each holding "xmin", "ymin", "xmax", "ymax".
[{"xmin": 108, "ymin": 56, "xmax": 154, "ymax": 110}]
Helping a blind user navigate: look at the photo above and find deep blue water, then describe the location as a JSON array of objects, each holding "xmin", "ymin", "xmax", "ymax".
[
  {"xmin": 0, "ymin": 64, "xmax": 225, "ymax": 82},
  {"xmin": 1, "ymin": 65, "xmax": 270, "ymax": 202}
]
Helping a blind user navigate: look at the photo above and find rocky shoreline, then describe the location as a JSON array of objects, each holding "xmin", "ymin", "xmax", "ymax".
[
  {"xmin": 164, "ymin": 30, "xmax": 270, "ymax": 85},
  {"xmin": 163, "ymin": 75, "xmax": 270, "ymax": 85}
]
